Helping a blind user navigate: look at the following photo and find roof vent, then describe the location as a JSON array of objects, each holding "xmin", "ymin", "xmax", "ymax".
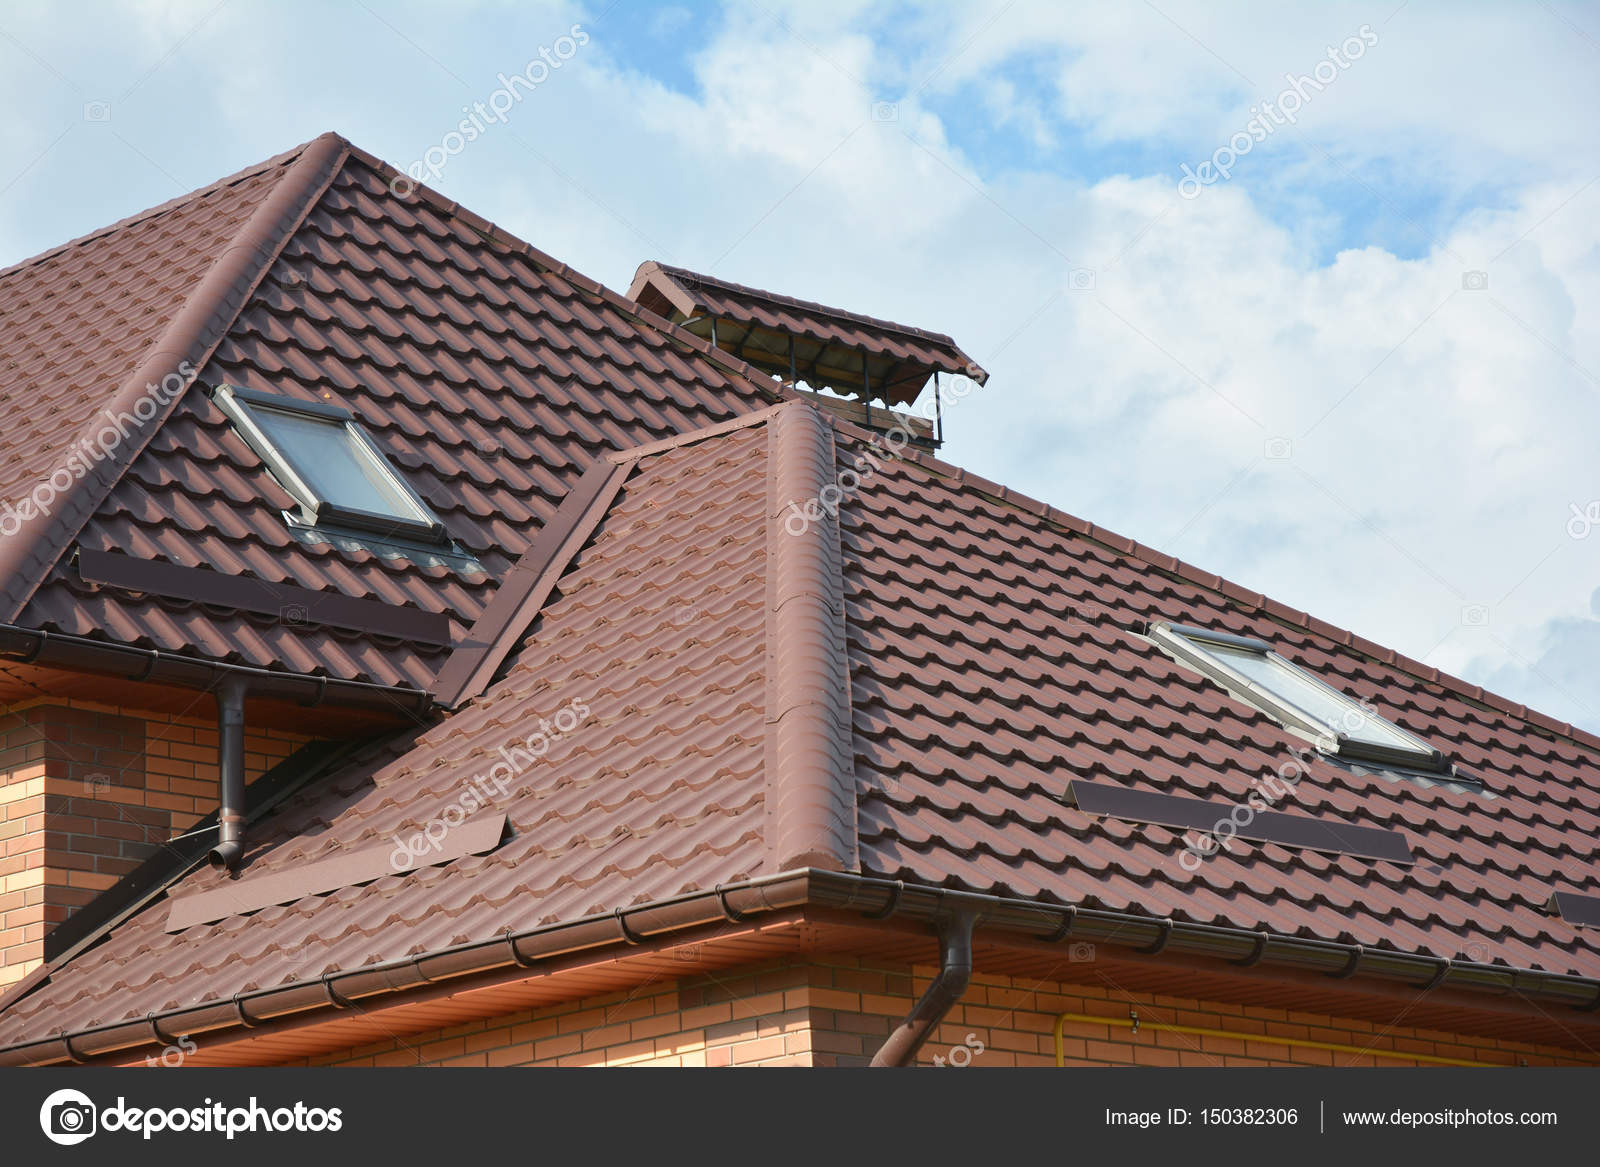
[{"xmin": 627, "ymin": 261, "xmax": 987, "ymax": 448}]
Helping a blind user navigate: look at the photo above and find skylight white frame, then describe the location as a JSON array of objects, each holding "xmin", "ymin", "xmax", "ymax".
[
  {"xmin": 212, "ymin": 384, "xmax": 447, "ymax": 544},
  {"xmin": 1148, "ymin": 621, "xmax": 1449, "ymax": 772}
]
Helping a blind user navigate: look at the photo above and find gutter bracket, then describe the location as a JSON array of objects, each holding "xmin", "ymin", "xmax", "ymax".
[
  {"xmin": 1327, "ymin": 944, "xmax": 1365, "ymax": 980},
  {"xmin": 1231, "ymin": 931, "xmax": 1270, "ymax": 967},
  {"xmin": 1136, "ymin": 918, "xmax": 1174, "ymax": 956},
  {"xmin": 503, "ymin": 929, "xmax": 538, "ymax": 969},
  {"xmin": 715, "ymin": 883, "xmax": 752, "ymax": 924},
  {"xmin": 230, "ymin": 994, "xmax": 259, "ymax": 1030},
  {"xmin": 862, "ymin": 880, "xmax": 904, "ymax": 921},
  {"xmin": 615, "ymin": 907, "xmax": 644, "ymax": 945},
  {"xmin": 1045, "ymin": 906, "xmax": 1077, "ymax": 944}
]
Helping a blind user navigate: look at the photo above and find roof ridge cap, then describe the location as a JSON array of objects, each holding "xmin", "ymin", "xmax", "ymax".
[
  {"xmin": 861, "ymin": 430, "xmax": 1600, "ymax": 758},
  {"xmin": 763, "ymin": 402, "xmax": 858, "ymax": 872},
  {"xmin": 0, "ymin": 132, "xmax": 350, "ymax": 622}
]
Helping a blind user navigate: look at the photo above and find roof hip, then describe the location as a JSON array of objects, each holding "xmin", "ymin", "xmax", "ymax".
[{"xmin": 0, "ymin": 132, "xmax": 350, "ymax": 623}]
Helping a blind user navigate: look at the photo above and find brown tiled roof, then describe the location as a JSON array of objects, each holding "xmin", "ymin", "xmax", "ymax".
[
  {"xmin": 0, "ymin": 419, "xmax": 778, "ymax": 1046},
  {"xmin": 1, "ymin": 135, "xmax": 1597, "ymax": 1058},
  {"xmin": 1, "ymin": 134, "xmax": 782, "ymax": 692},
  {"xmin": 627, "ymin": 260, "xmax": 986, "ymax": 405},
  {"xmin": 0, "ymin": 144, "xmax": 300, "ymax": 609},
  {"xmin": 839, "ymin": 437, "xmax": 1600, "ymax": 977}
]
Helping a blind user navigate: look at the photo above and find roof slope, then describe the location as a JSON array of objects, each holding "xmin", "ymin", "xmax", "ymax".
[
  {"xmin": 843, "ymin": 436, "xmax": 1600, "ymax": 977},
  {"xmin": 0, "ymin": 146, "xmax": 299, "ymax": 599},
  {"xmin": 4, "ymin": 135, "xmax": 780, "ymax": 690},
  {"xmin": 0, "ymin": 420, "xmax": 780, "ymax": 1044}
]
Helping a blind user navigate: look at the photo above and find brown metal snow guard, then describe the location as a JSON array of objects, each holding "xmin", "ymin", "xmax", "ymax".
[{"xmin": 2, "ymin": 870, "xmax": 1597, "ymax": 1066}]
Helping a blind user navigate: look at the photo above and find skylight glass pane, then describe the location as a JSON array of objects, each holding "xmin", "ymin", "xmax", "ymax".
[
  {"xmin": 1204, "ymin": 641, "xmax": 1422, "ymax": 753},
  {"xmin": 251, "ymin": 408, "xmax": 425, "ymax": 522}
]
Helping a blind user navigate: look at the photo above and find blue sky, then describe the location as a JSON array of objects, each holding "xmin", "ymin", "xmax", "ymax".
[{"xmin": 2, "ymin": 0, "xmax": 1599, "ymax": 730}]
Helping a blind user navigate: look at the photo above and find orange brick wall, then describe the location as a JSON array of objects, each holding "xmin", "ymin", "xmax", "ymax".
[
  {"xmin": 306, "ymin": 966, "xmax": 821, "ymax": 1067},
  {"xmin": 0, "ymin": 698, "xmax": 307, "ymax": 989},
  {"xmin": 299, "ymin": 958, "xmax": 1599, "ymax": 1068}
]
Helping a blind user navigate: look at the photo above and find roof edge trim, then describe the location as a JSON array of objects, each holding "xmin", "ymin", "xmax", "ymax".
[
  {"xmin": 764, "ymin": 403, "xmax": 857, "ymax": 872},
  {"xmin": 431, "ymin": 406, "xmax": 789, "ymax": 710},
  {"xmin": 0, "ymin": 625, "xmax": 432, "ymax": 714},
  {"xmin": 3, "ymin": 870, "xmax": 1595, "ymax": 1066},
  {"xmin": 0, "ymin": 132, "xmax": 350, "ymax": 623}
]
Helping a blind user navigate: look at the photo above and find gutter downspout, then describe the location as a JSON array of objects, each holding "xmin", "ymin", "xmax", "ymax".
[
  {"xmin": 208, "ymin": 676, "xmax": 249, "ymax": 871},
  {"xmin": 870, "ymin": 907, "xmax": 978, "ymax": 1067}
]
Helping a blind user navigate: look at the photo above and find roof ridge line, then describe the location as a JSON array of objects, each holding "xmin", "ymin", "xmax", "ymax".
[
  {"xmin": 820, "ymin": 414, "xmax": 1600, "ymax": 758},
  {"xmin": 0, "ymin": 132, "xmax": 351, "ymax": 623},
  {"xmin": 763, "ymin": 403, "xmax": 858, "ymax": 872},
  {"xmin": 336, "ymin": 142, "xmax": 800, "ymax": 412},
  {"xmin": 0, "ymin": 135, "xmax": 323, "ymax": 285}
]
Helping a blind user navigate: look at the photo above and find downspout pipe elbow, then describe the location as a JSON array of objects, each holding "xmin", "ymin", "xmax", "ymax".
[
  {"xmin": 870, "ymin": 906, "xmax": 978, "ymax": 1067},
  {"xmin": 207, "ymin": 676, "xmax": 249, "ymax": 872}
]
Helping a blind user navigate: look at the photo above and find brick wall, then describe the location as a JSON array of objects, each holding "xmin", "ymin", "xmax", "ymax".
[
  {"xmin": 306, "ymin": 966, "xmax": 819, "ymax": 1067},
  {"xmin": 0, "ymin": 699, "xmax": 306, "ymax": 989},
  {"xmin": 298, "ymin": 956, "xmax": 1599, "ymax": 1068}
]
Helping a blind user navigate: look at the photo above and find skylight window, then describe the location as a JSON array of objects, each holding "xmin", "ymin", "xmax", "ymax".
[
  {"xmin": 212, "ymin": 384, "xmax": 446, "ymax": 544},
  {"xmin": 1148, "ymin": 621, "xmax": 1448, "ymax": 772}
]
